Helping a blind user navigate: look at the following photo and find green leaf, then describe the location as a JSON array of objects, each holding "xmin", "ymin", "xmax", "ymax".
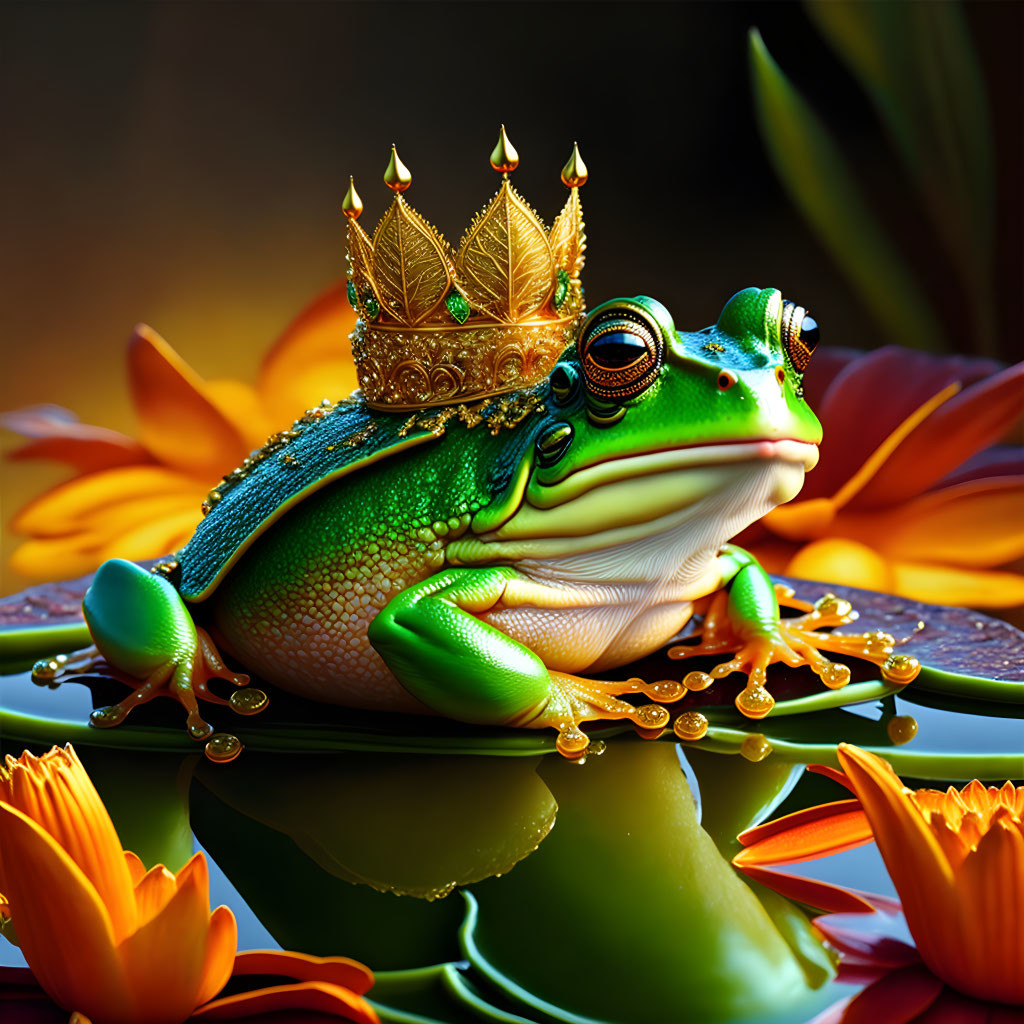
[
  {"xmin": 748, "ymin": 28, "xmax": 945, "ymax": 352},
  {"xmin": 804, "ymin": 1, "xmax": 996, "ymax": 353}
]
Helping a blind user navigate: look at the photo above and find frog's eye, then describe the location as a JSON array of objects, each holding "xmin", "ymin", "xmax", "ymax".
[
  {"xmin": 780, "ymin": 301, "xmax": 819, "ymax": 374},
  {"xmin": 578, "ymin": 306, "xmax": 665, "ymax": 401}
]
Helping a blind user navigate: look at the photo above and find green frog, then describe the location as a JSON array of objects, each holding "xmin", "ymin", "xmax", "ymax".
[{"xmin": 42, "ymin": 286, "xmax": 918, "ymax": 759}]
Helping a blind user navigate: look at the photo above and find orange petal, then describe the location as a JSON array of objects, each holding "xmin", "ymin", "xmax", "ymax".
[
  {"xmin": 890, "ymin": 561, "xmax": 1024, "ymax": 608},
  {"xmin": 95, "ymin": 508, "xmax": 202, "ymax": 563},
  {"xmin": 132, "ymin": 865, "xmax": 178, "ymax": 927},
  {"xmin": 3, "ymin": 747, "xmax": 136, "ymax": 941},
  {"xmin": 191, "ymin": 981, "xmax": 379, "ymax": 1023},
  {"xmin": 202, "ymin": 380, "xmax": 273, "ymax": 452},
  {"xmin": 119, "ymin": 853, "xmax": 214, "ymax": 1023},
  {"xmin": 783, "ymin": 538, "xmax": 894, "ymax": 593},
  {"xmin": 128, "ymin": 325, "xmax": 250, "ymax": 478},
  {"xmin": 939, "ymin": 819, "xmax": 1024, "ymax": 1004},
  {"xmin": 840, "ymin": 963, "xmax": 944, "ymax": 1024},
  {"xmin": 0, "ymin": 803, "xmax": 132, "ymax": 1021},
  {"xmin": 230, "ymin": 950, "xmax": 373, "ymax": 996},
  {"xmin": 11, "ymin": 467, "xmax": 200, "ymax": 536},
  {"xmin": 836, "ymin": 746, "xmax": 955, "ymax": 944},
  {"xmin": 8, "ymin": 533, "xmax": 114, "ymax": 582},
  {"xmin": 194, "ymin": 906, "xmax": 237, "ymax": 1008},
  {"xmin": 124, "ymin": 850, "xmax": 146, "ymax": 885},
  {"xmin": 762, "ymin": 497, "xmax": 840, "ymax": 542},
  {"xmin": 839, "ymin": 478, "xmax": 1024, "ymax": 569},
  {"xmin": 855, "ymin": 361, "xmax": 1024, "ymax": 508},
  {"xmin": 734, "ymin": 863, "xmax": 880, "ymax": 914},
  {"xmin": 735, "ymin": 799, "xmax": 872, "ymax": 866},
  {"xmin": 257, "ymin": 283, "xmax": 359, "ymax": 425}
]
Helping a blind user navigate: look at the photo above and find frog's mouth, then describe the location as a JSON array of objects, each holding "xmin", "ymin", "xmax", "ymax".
[{"xmin": 531, "ymin": 439, "xmax": 819, "ymax": 509}]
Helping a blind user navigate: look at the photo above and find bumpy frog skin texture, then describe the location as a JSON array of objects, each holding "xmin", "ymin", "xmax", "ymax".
[{"xmin": 67, "ymin": 287, "xmax": 913, "ymax": 758}]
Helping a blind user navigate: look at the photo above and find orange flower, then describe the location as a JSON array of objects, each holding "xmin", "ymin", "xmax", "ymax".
[
  {"xmin": 733, "ymin": 744, "xmax": 1024, "ymax": 1006},
  {"xmin": 738, "ymin": 347, "xmax": 1024, "ymax": 608},
  {"xmin": 0, "ymin": 745, "xmax": 378, "ymax": 1023},
  {"xmin": 4, "ymin": 284, "xmax": 357, "ymax": 582}
]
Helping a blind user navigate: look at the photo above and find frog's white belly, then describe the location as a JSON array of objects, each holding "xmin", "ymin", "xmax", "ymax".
[{"xmin": 478, "ymin": 458, "xmax": 801, "ymax": 673}]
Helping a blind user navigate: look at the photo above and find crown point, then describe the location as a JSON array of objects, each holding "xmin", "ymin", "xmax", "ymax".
[
  {"xmin": 490, "ymin": 125, "xmax": 519, "ymax": 175},
  {"xmin": 342, "ymin": 176, "xmax": 364, "ymax": 220},
  {"xmin": 384, "ymin": 145, "xmax": 412, "ymax": 193},
  {"xmin": 561, "ymin": 142, "xmax": 588, "ymax": 188}
]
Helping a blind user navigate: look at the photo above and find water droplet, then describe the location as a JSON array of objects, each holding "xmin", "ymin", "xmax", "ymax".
[
  {"xmin": 673, "ymin": 711, "xmax": 709, "ymax": 741},
  {"xmin": 635, "ymin": 704, "xmax": 670, "ymax": 729},
  {"xmin": 887, "ymin": 715, "xmax": 918, "ymax": 745},
  {"xmin": 735, "ymin": 685, "xmax": 775, "ymax": 719},
  {"xmin": 882, "ymin": 654, "xmax": 920, "ymax": 684},
  {"xmin": 820, "ymin": 662, "xmax": 851, "ymax": 689},
  {"xmin": 205, "ymin": 733, "xmax": 243, "ymax": 763},
  {"xmin": 683, "ymin": 671, "xmax": 713, "ymax": 692},
  {"xmin": 229, "ymin": 688, "xmax": 269, "ymax": 715},
  {"xmin": 740, "ymin": 734, "xmax": 773, "ymax": 763}
]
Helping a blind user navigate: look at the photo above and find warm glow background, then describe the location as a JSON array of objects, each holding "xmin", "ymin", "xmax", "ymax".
[{"xmin": 2, "ymin": 2, "xmax": 1021, "ymax": 596}]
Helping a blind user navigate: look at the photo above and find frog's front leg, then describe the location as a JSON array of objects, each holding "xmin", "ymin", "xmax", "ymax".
[
  {"xmin": 54, "ymin": 559, "xmax": 267, "ymax": 748},
  {"xmin": 368, "ymin": 567, "xmax": 685, "ymax": 758},
  {"xmin": 668, "ymin": 544, "xmax": 921, "ymax": 718}
]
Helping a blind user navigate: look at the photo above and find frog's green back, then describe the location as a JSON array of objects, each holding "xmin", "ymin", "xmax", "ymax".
[{"xmin": 177, "ymin": 401, "xmax": 440, "ymax": 601}]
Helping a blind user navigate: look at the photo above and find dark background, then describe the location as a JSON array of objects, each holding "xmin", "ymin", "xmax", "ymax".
[{"xmin": 2, "ymin": 1, "xmax": 1021, "ymax": 589}]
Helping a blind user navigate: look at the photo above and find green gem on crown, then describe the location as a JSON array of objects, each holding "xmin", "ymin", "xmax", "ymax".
[
  {"xmin": 446, "ymin": 292, "xmax": 471, "ymax": 324},
  {"xmin": 364, "ymin": 295, "xmax": 380, "ymax": 320},
  {"xmin": 553, "ymin": 268, "xmax": 570, "ymax": 310},
  {"xmin": 346, "ymin": 279, "xmax": 358, "ymax": 309}
]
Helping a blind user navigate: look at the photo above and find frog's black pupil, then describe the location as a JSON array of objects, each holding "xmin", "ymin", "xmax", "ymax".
[
  {"xmin": 589, "ymin": 330, "xmax": 647, "ymax": 369},
  {"xmin": 799, "ymin": 315, "xmax": 819, "ymax": 351}
]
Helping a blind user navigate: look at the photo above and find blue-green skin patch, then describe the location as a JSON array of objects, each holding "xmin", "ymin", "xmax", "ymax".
[{"xmin": 82, "ymin": 288, "xmax": 823, "ymax": 735}]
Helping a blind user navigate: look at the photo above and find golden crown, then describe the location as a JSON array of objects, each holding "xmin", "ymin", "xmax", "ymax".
[{"xmin": 343, "ymin": 127, "xmax": 587, "ymax": 410}]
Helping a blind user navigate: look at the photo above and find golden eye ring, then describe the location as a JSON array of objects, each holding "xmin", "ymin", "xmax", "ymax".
[
  {"xmin": 718, "ymin": 370, "xmax": 737, "ymax": 391},
  {"xmin": 780, "ymin": 301, "xmax": 819, "ymax": 373},
  {"xmin": 578, "ymin": 303, "xmax": 665, "ymax": 402}
]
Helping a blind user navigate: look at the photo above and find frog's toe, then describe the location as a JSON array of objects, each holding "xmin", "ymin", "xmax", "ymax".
[
  {"xmin": 540, "ymin": 672, "xmax": 679, "ymax": 758},
  {"xmin": 32, "ymin": 646, "xmax": 103, "ymax": 687}
]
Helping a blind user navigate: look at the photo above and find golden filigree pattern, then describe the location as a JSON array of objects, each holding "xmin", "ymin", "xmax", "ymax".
[
  {"xmin": 455, "ymin": 181, "xmax": 556, "ymax": 324},
  {"xmin": 549, "ymin": 188, "xmax": 586, "ymax": 278},
  {"xmin": 371, "ymin": 196, "xmax": 453, "ymax": 326},
  {"xmin": 353, "ymin": 316, "xmax": 581, "ymax": 410}
]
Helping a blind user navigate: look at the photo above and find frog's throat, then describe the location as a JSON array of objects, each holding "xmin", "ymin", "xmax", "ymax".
[{"xmin": 447, "ymin": 448, "xmax": 808, "ymax": 567}]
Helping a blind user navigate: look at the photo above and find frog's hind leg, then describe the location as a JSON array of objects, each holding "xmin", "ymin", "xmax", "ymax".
[
  {"xmin": 368, "ymin": 566, "xmax": 686, "ymax": 759},
  {"xmin": 76, "ymin": 559, "xmax": 265, "ymax": 749}
]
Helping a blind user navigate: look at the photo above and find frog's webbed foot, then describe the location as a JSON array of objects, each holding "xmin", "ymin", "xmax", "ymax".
[
  {"xmin": 535, "ymin": 672, "xmax": 687, "ymax": 758},
  {"xmin": 668, "ymin": 588, "xmax": 920, "ymax": 719},
  {"xmin": 31, "ymin": 646, "xmax": 105, "ymax": 687},
  {"xmin": 89, "ymin": 627, "xmax": 264, "ymax": 748}
]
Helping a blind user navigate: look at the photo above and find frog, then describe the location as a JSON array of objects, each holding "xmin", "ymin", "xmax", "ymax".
[{"xmin": 35, "ymin": 286, "xmax": 919, "ymax": 759}]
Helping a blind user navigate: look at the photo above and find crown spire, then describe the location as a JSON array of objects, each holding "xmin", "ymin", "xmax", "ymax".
[
  {"xmin": 342, "ymin": 176, "xmax": 363, "ymax": 220},
  {"xmin": 383, "ymin": 145, "xmax": 412, "ymax": 193},
  {"xmin": 561, "ymin": 142, "xmax": 588, "ymax": 188},
  {"xmin": 489, "ymin": 125, "xmax": 519, "ymax": 176}
]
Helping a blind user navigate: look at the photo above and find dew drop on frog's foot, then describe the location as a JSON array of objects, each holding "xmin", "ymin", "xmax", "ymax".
[
  {"xmin": 645, "ymin": 678, "xmax": 685, "ymax": 701},
  {"xmin": 556, "ymin": 723, "xmax": 590, "ymax": 759},
  {"xmin": 673, "ymin": 711, "xmax": 709, "ymax": 741},
  {"xmin": 90, "ymin": 705, "xmax": 128, "ymax": 728},
  {"xmin": 229, "ymin": 687, "xmax": 270, "ymax": 714},
  {"xmin": 683, "ymin": 671, "xmax": 713, "ymax": 692},
  {"xmin": 205, "ymin": 733, "xmax": 243, "ymax": 763},
  {"xmin": 740, "ymin": 734, "xmax": 773, "ymax": 763},
  {"xmin": 882, "ymin": 654, "xmax": 920, "ymax": 684},
  {"xmin": 819, "ymin": 661, "xmax": 852, "ymax": 689},
  {"xmin": 634, "ymin": 704, "xmax": 670, "ymax": 730},
  {"xmin": 735, "ymin": 684, "xmax": 775, "ymax": 719}
]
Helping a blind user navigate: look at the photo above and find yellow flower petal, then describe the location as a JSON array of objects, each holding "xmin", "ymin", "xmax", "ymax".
[
  {"xmin": 95, "ymin": 508, "xmax": 203, "ymax": 564},
  {"xmin": 8, "ymin": 533, "xmax": 116, "ymax": 581},
  {"xmin": 124, "ymin": 850, "xmax": 146, "ymax": 886},
  {"xmin": 0, "ymin": 802, "xmax": 132, "ymax": 1020},
  {"xmin": 202, "ymin": 379, "xmax": 272, "ymax": 452},
  {"xmin": 133, "ymin": 864, "xmax": 178, "ymax": 927},
  {"xmin": 783, "ymin": 538, "xmax": 894, "ymax": 593},
  {"xmin": 11, "ymin": 467, "xmax": 200, "ymax": 537},
  {"xmin": 890, "ymin": 561, "xmax": 1024, "ymax": 608},
  {"xmin": 128, "ymin": 325, "xmax": 250, "ymax": 479}
]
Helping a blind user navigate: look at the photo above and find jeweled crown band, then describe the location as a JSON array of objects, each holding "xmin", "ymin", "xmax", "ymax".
[{"xmin": 344, "ymin": 127, "xmax": 588, "ymax": 410}]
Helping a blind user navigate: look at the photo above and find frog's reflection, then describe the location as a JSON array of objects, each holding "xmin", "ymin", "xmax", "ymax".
[
  {"xmin": 188, "ymin": 740, "xmax": 837, "ymax": 1023},
  {"xmin": 193, "ymin": 751, "xmax": 556, "ymax": 900}
]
